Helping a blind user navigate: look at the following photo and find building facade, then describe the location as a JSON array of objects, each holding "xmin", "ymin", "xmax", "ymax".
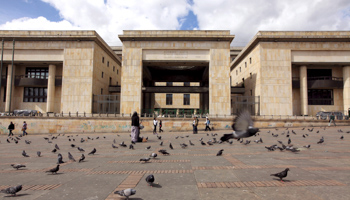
[{"xmin": 0, "ymin": 30, "xmax": 349, "ymax": 116}]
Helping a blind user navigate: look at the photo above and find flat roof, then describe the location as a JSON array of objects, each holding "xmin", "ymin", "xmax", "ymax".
[
  {"xmin": 119, "ymin": 30, "xmax": 235, "ymax": 42},
  {"xmin": 230, "ymin": 31, "xmax": 350, "ymax": 70}
]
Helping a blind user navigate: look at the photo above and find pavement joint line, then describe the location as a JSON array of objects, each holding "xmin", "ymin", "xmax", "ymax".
[
  {"xmin": 86, "ymin": 169, "xmax": 194, "ymax": 175},
  {"xmin": 0, "ymin": 184, "xmax": 62, "ymax": 191},
  {"xmin": 277, "ymin": 156, "xmax": 350, "ymax": 160},
  {"xmin": 108, "ymin": 159, "xmax": 191, "ymax": 164},
  {"xmin": 302, "ymin": 167, "xmax": 350, "ymax": 171}
]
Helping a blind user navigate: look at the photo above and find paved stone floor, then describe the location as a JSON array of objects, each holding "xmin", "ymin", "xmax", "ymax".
[{"xmin": 0, "ymin": 125, "xmax": 349, "ymax": 200}]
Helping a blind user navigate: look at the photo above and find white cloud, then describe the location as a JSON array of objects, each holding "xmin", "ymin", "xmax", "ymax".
[
  {"xmin": 192, "ymin": 0, "xmax": 350, "ymax": 46},
  {"xmin": 0, "ymin": 16, "xmax": 78, "ymax": 30}
]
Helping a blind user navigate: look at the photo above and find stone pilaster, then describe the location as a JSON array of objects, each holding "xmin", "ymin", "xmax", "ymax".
[
  {"xmin": 343, "ymin": 66, "xmax": 350, "ymax": 113},
  {"xmin": 300, "ymin": 65, "xmax": 308, "ymax": 116},
  {"xmin": 46, "ymin": 64, "xmax": 56, "ymax": 112},
  {"xmin": 5, "ymin": 64, "xmax": 15, "ymax": 112}
]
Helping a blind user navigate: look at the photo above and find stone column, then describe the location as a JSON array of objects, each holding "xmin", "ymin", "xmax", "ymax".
[
  {"xmin": 120, "ymin": 47, "xmax": 142, "ymax": 114},
  {"xmin": 343, "ymin": 66, "xmax": 350, "ymax": 114},
  {"xmin": 46, "ymin": 64, "xmax": 56, "ymax": 112},
  {"xmin": 5, "ymin": 64, "xmax": 15, "ymax": 112},
  {"xmin": 209, "ymin": 49, "xmax": 231, "ymax": 115},
  {"xmin": 300, "ymin": 65, "xmax": 308, "ymax": 116}
]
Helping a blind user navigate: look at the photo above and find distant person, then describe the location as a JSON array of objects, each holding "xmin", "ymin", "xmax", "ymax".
[
  {"xmin": 131, "ymin": 112, "xmax": 143, "ymax": 142},
  {"xmin": 22, "ymin": 121, "xmax": 28, "ymax": 136},
  {"xmin": 159, "ymin": 119, "xmax": 163, "ymax": 132},
  {"xmin": 192, "ymin": 117, "xmax": 196, "ymax": 134},
  {"xmin": 8, "ymin": 122, "xmax": 15, "ymax": 136},
  {"xmin": 205, "ymin": 117, "xmax": 211, "ymax": 131},
  {"xmin": 153, "ymin": 117, "xmax": 158, "ymax": 134},
  {"xmin": 328, "ymin": 112, "xmax": 336, "ymax": 126}
]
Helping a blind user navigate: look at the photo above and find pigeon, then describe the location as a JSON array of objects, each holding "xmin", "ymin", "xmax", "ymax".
[
  {"xmin": 265, "ymin": 145, "xmax": 276, "ymax": 151},
  {"xmin": 113, "ymin": 139, "xmax": 116, "ymax": 144},
  {"xmin": 25, "ymin": 140, "xmax": 31, "ymax": 144},
  {"xmin": 140, "ymin": 158, "xmax": 151, "ymax": 162},
  {"xmin": 175, "ymin": 136, "xmax": 179, "ymax": 139},
  {"xmin": 46, "ymin": 165, "xmax": 60, "ymax": 174},
  {"xmin": 0, "ymin": 185, "xmax": 22, "ymax": 196},
  {"xmin": 112, "ymin": 144, "xmax": 118, "ymax": 149},
  {"xmin": 303, "ymin": 144, "xmax": 311, "ymax": 148},
  {"xmin": 7, "ymin": 139, "xmax": 10, "ymax": 143},
  {"xmin": 317, "ymin": 137, "xmax": 324, "ymax": 144},
  {"xmin": 216, "ymin": 149, "xmax": 224, "ymax": 156},
  {"xmin": 11, "ymin": 164, "xmax": 26, "ymax": 170},
  {"xmin": 201, "ymin": 141, "xmax": 206, "ymax": 145},
  {"xmin": 207, "ymin": 140, "xmax": 213, "ymax": 145},
  {"xmin": 79, "ymin": 154, "xmax": 85, "ymax": 163},
  {"xmin": 146, "ymin": 146, "xmax": 151, "ymax": 150},
  {"xmin": 270, "ymin": 168, "xmax": 290, "ymax": 182},
  {"xmin": 57, "ymin": 153, "xmax": 64, "ymax": 164},
  {"xmin": 158, "ymin": 149, "xmax": 170, "ymax": 155},
  {"xmin": 150, "ymin": 153, "xmax": 157, "ymax": 158},
  {"xmin": 129, "ymin": 144, "xmax": 134, "ymax": 150},
  {"xmin": 157, "ymin": 135, "xmax": 162, "ymax": 140},
  {"xmin": 52, "ymin": 148, "xmax": 57, "ymax": 153},
  {"xmin": 259, "ymin": 138, "xmax": 263, "ymax": 143},
  {"xmin": 120, "ymin": 141, "xmax": 127, "ymax": 147},
  {"xmin": 68, "ymin": 152, "xmax": 76, "ymax": 162},
  {"xmin": 189, "ymin": 140, "xmax": 194, "ymax": 145},
  {"xmin": 88, "ymin": 148, "xmax": 96, "ymax": 155},
  {"xmin": 77, "ymin": 147, "xmax": 85, "ymax": 152},
  {"xmin": 114, "ymin": 188, "xmax": 136, "ymax": 200},
  {"xmin": 220, "ymin": 110, "xmax": 259, "ymax": 141},
  {"xmin": 340, "ymin": 136, "xmax": 344, "ymax": 140},
  {"xmin": 169, "ymin": 143, "xmax": 173, "ymax": 149},
  {"xmin": 243, "ymin": 140, "xmax": 251, "ymax": 145},
  {"xmin": 55, "ymin": 144, "xmax": 60, "ymax": 150},
  {"xmin": 159, "ymin": 141, "xmax": 163, "ymax": 146},
  {"xmin": 71, "ymin": 144, "xmax": 76, "ymax": 148},
  {"xmin": 288, "ymin": 138, "xmax": 291, "ymax": 145},
  {"xmin": 145, "ymin": 174, "xmax": 155, "ymax": 186},
  {"xmin": 22, "ymin": 150, "xmax": 29, "ymax": 157},
  {"xmin": 180, "ymin": 143, "xmax": 188, "ymax": 148},
  {"xmin": 37, "ymin": 151, "xmax": 41, "ymax": 157},
  {"xmin": 229, "ymin": 140, "xmax": 233, "ymax": 145}
]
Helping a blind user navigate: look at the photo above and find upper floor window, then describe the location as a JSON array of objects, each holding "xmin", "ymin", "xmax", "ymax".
[
  {"xmin": 102, "ymin": 72, "xmax": 104, "ymax": 78},
  {"xmin": 166, "ymin": 82, "xmax": 173, "ymax": 86},
  {"xmin": 184, "ymin": 82, "xmax": 190, "ymax": 86},
  {"xmin": 113, "ymin": 66, "xmax": 115, "ymax": 72},
  {"xmin": 107, "ymin": 61, "xmax": 109, "ymax": 67},
  {"xmin": 26, "ymin": 68, "xmax": 48, "ymax": 79},
  {"xmin": 166, "ymin": 94, "xmax": 173, "ymax": 105},
  {"xmin": 183, "ymin": 94, "xmax": 190, "ymax": 105},
  {"xmin": 102, "ymin": 57, "xmax": 105, "ymax": 63}
]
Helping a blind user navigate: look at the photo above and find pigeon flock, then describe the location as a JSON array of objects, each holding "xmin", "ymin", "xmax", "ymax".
[{"xmin": 0, "ymin": 110, "xmax": 349, "ymax": 198}]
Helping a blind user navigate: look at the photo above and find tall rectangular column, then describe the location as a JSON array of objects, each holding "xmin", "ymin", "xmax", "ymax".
[
  {"xmin": 120, "ymin": 47, "xmax": 142, "ymax": 115},
  {"xmin": 46, "ymin": 64, "xmax": 56, "ymax": 112},
  {"xmin": 300, "ymin": 65, "xmax": 308, "ymax": 116},
  {"xmin": 343, "ymin": 66, "xmax": 350, "ymax": 113},
  {"xmin": 209, "ymin": 49, "xmax": 230, "ymax": 115},
  {"xmin": 5, "ymin": 64, "xmax": 15, "ymax": 112}
]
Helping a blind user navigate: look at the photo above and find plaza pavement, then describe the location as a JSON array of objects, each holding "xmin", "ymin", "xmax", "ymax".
[{"xmin": 0, "ymin": 125, "xmax": 349, "ymax": 200}]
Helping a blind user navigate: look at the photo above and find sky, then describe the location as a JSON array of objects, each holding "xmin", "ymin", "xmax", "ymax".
[{"xmin": 0, "ymin": 0, "xmax": 349, "ymax": 46}]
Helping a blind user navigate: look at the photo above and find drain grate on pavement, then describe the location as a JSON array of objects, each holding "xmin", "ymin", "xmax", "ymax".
[{"xmin": 197, "ymin": 180, "xmax": 346, "ymax": 188}]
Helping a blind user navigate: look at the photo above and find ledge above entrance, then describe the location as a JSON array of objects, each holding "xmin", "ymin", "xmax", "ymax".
[{"xmin": 119, "ymin": 30, "xmax": 235, "ymax": 42}]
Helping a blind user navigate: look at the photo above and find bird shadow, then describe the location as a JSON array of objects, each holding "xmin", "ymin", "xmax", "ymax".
[
  {"xmin": 4, "ymin": 193, "xmax": 30, "ymax": 198},
  {"xmin": 151, "ymin": 183, "xmax": 162, "ymax": 188},
  {"xmin": 272, "ymin": 178, "xmax": 292, "ymax": 182},
  {"xmin": 47, "ymin": 173, "xmax": 63, "ymax": 175}
]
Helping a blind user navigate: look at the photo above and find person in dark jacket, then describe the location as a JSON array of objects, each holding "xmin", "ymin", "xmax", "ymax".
[
  {"xmin": 159, "ymin": 120, "xmax": 163, "ymax": 132},
  {"xmin": 131, "ymin": 112, "xmax": 143, "ymax": 142},
  {"xmin": 8, "ymin": 122, "xmax": 15, "ymax": 136}
]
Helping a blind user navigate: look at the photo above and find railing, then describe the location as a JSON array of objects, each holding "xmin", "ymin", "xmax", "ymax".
[{"xmin": 292, "ymin": 76, "xmax": 343, "ymax": 81}]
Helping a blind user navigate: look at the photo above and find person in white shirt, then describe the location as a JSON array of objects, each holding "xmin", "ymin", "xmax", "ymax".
[
  {"xmin": 205, "ymin": 117, "xmax": 211, "ymax": 131},
  {"xmin": 153, "ymin": 117, "xmax": 158, "ymax": 134}
]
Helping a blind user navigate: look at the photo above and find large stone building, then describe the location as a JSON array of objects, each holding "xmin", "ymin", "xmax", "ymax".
[{"xmin": 0, "ymin": 30, "xmax": 349, "ymax": 116}]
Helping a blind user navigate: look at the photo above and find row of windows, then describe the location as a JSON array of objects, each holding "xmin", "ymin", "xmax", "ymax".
[
  {"xmin": 102, "ymin": 56, "xmax": 119, "ymax": 74},
  {"xmin": 166, "ymin": 94, "xmax": 190, "ymax": 105},
  {"xmin": 166, "ymin": 82, "xmax": 190, "ymax": 86},
  {"xmin": 236, "ymin": 57, "xmax": 252, "ymax": 75}
]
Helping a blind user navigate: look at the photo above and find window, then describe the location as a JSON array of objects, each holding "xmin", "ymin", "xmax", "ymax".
[
  {"xmin": 3, "ymin": 87, "xmax": 6, "ymax": 102},
  {"xmin": 184, "ymin": 94, "xmax": 190, "ymax": 105},
  {"xmin": 26, "ymin": 68, "xmax": 48, "ymax": 79},
  {"xmin": 250, "ymin": 90, "xmax": 252, "ymax": 96},
  {"xmin": 249, "ymin": 57, "xmax": 252, "ymax": 64},
  {"xmin": 101, "ymin": 88, "xmax": 103, "ymax": 95},
  {"xmin": 117, "ymin": 69, "xmax": 119, "ymax": 74},
  {"xmin": 102, "ymin": 72, "xmax": 104, "ymax": 78},
  {"xmin": 107, "ymin": 61, "xmax": 109, "ymax": 67},
  {"xmin": 109, "ymin": 77, "xmax": 112, "ymax": 85},
  {"xmin": 240, "ymin": 67, "xmax": 241, "ymax": 72},
  {"xmin": 117, "ymin": 81, "xmax": 119, "ymax": 85},
  {"xmin": 308, "ymin": 89, "xmax": 333, "ymax": 105},
  {"xmin": 23, "ymin": 87, "xmax": 47, "ymax": 102},
  {"xmin": 102, "ymin": 57, "xmax": 104, "ymax": 63},
  {"xmin": 166, "ymin": 82, "xmax": 173, "ymax": 86},
  {"xmin": 113, "ymin": 66, "xmax": 115, "ymax": 72},
  {"xmin": 166, "ymin": 94, "xmax": 173, "ymax": 105},
  {"xmin": 250, "ymin": 72, "xmax": 252, "ymax": 79},
  {"xmin": 245, "ymin": 62, "xmax": 247, "ymax": 68},
  {"xmin": 184, "ymin": 82, "xmax": 190, "ymax": 86},
  {"xmin": 236, "ymin": 70, "xmax": 238, "ymax": 75}
]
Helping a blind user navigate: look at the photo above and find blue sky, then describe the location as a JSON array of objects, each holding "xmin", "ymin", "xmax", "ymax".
[{"xmin": 1, "ymin": 0, "xmax": 349, "ymax": 46}]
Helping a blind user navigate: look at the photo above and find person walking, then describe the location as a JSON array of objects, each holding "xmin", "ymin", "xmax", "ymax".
[
  {"xmin": 192, "ymin": 117, "xmax": 196, "ymax": 134},
  {"xmin": 8, "ymin": 122, "xmax": 15, "ymax": 137},
  {"xmin": 159, "ymin": 119, "xmax": 163, "ymax": 132},
  {"xmin": 328, "ymin": 112, "xmax": 336, "ymax": 126},
  {"xmin": 22, "ymin": 121, "xmax": 28, "ymax": 136},
  {"xmin": 131, "ymin": 112, "xmax": 143, "ymax": 143},
  {"xmin": 153, "ymin": 117, "xmax": 158, "ymax": 134},
  {"xmin": 205, "ymin": 117, "xmax": 211, "ymax": 131}
]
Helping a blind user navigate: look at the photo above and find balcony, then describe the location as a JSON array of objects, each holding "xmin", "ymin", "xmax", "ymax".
[
  {"xmin": 14, "ymin": 75, "xmax": 62, "ymax": 87},
  {"xmin": 109, "ymin": 85, "xmax": 121, "ymax": 93},
  {"xmin": 292, "ymin": 76, "xmax": 343, "ymax": 89}
]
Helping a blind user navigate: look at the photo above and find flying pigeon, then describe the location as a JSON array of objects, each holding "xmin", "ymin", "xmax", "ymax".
[
  {"xmin": 79, "ymin": 154, "xmax": 85, "ymax": 163},
  {"xmin": 88, "ymin": 148, "xmax": 96, "ymax": 155},
  {"xmin": 145, "ymin": 174, "xmax": 155, "ymax": 186},
  {"xmin": 11, "ymin": 164, "xmax": 26, "ymax": 170},
  {"xmin": 46, "ymin": 165, "xmax": 60, "ymax": 174},
  {"xmin": 216, "ymin": 149, "xmax": 224, "ymax": 156},
  {"xmin": 68, "ymin": 152, "xmax": 76, "ymax": 162},
  {"xmin": 22, "ymin": 150, "xmax": 29, "ymax": 157},
  {"xmin": 220, "ymin": 110, "xmax": 259, "ymax": 141},
  {"xmin": 114, "ymin": 188, "xmax": 136, "ymax": 200},
  {"xmin": 270, "ymin": 168, "xmax": 290, "ymax": 182},
  {"xmin": 0, "ymin": 185, "xmax": 22, "ymax": 196}
]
